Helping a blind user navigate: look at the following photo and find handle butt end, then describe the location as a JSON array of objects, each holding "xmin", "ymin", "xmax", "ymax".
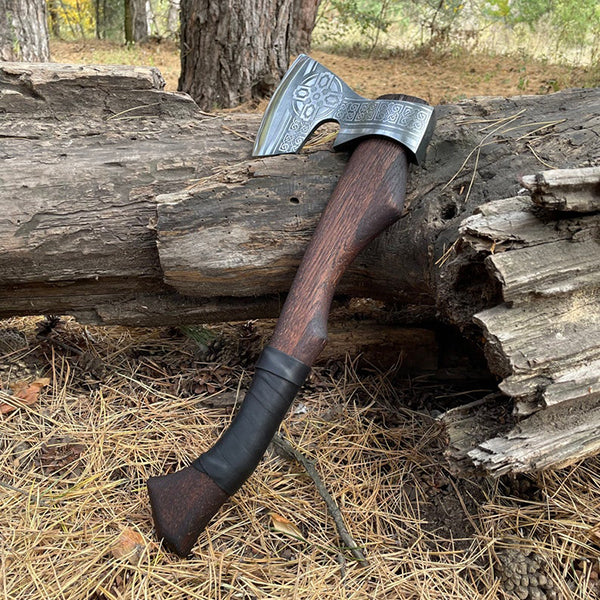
[{"xmin": 147, "ymin": 465, "xmax": 229, "ymax": 557}]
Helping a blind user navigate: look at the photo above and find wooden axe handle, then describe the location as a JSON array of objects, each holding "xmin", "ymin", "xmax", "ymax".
[
  {"xmin": 148, "ymin": 94, "xmax": 420, "ymax": 557},
  {"xmin": 270, "ymin": 134, "xmax": 408, "ymax": 363}
]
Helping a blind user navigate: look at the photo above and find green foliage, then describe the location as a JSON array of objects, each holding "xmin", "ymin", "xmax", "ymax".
[
  {"xmin": 406, "ymin": 0, "xmax": 468, "ymax": 48},
  {"xmin": 550, "ymin": 0, "xmax": 600, "ymax": 47},
  {"xmin": 484, "ymin": 0, "xmax": 549, "ymax": 26},
  {"xmin": 315, "ymin": 0, "xmax": 599, "ymax": 62},
  {"xmin": 484, "ymin": 0, "xmax": 600, "ymax": 58},
  {"xmin": 329, "ymin": 0, "xmax": 395, "ymax": 36},
  {"xmin": 486, "ymin": 0, "xmax": 600, "ymax": 45},
  {"xmin": 48, "ymin": 0, "xmax": 95, "ymax": 38},
  {"xmin": 316, "ymin": 0, "xmax": 402, "ymax": 53},
  {"xmin": 316, "ymin": 0, "xmax": 473, "ymax": 54}
]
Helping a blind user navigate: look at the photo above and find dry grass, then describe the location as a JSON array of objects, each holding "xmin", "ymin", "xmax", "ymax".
[{"xmin": 1, "ymin": 317, "xmax": 600, "ymax": 599}]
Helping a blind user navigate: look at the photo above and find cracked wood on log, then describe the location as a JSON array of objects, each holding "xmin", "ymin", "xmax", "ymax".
[{"xmin": 442, "ymin": 167, "xmax": 600, "ymax": 475}]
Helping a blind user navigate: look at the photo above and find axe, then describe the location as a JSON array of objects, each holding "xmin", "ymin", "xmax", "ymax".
[{"xmin": 147, "ymin": 55, "xmax": 436, "ymax": 556}]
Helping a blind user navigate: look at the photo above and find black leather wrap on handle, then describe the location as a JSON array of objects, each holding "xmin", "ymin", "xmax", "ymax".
[{"xmin": 193, "ymin": 346, "xmax": 310, "ymax": 495}]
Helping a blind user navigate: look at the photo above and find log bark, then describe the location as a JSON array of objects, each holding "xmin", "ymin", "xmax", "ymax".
[{"xmin": 1, "ymin": 62, "xmax": 600, "ymax": 473}]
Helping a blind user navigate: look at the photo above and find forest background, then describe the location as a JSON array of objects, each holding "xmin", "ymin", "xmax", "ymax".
[{"xmin": 47, "ymin": 0, "xmax": 600, "ymax": 104}]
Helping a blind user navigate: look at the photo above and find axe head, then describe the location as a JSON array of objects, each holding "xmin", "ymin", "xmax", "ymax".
[{"xmin": 252, "ymin": 54, "xmax": 436, "ymax": 164}]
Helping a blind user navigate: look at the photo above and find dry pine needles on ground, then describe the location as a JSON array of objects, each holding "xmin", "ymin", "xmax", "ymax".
[{"xmin": 1, "ymin": 317, "xmax": 600, "ymax": 599}]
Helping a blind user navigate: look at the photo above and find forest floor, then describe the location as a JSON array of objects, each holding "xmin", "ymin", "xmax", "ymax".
[
  {"xmin": 50, "ymin": 39, "xmax": 598, "ymax": 106},
  {"xmin": 1, "ymin": 41, "xmax": 599, "ymax": 600},
  {"xmin": 3, "ymin": 316, "xmax": 599, "ymax": 600}
]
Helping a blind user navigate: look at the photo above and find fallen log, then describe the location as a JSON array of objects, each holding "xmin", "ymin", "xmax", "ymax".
[
  {"xmin": 1, "ymin": 62, "xmax": 600, "ymax": 473},
  {"xmin": 1, "ymin": 62, "xmax": 597, "ymax": 326}
]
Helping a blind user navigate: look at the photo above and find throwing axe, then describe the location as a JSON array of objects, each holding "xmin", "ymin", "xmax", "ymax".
[{"xmin": 147, "ymin": 54, "xmax": 436, "ymax": 556}]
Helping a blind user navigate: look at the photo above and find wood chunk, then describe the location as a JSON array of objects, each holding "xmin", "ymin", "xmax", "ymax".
[
  {"xmin": 474, "ymin": 283, "xmax": 600, "ymax": 412},
  {"xmin": 467, "ymin": 397, "xmax": 600, "ymax": 475},
  {"xmin": 487, "ymin": 238, "xmax": 600, "ymax": 304},
  {"xmin": 442, "ymin": 394, "xmax": 515, "ymax": 473},
  {"xmin": 446, "ymin": 166, "xmax": 600, "ymax": 474},
  {"xmin": 250, "ymin": 319, "xmax": 438, "ymax": 371},
  {"xmin": 522, "ymin": 166, "xmax": 600, "ymax": 212},
  {"xmin": 460, "ymin": 197, "xmax": 598, "ymax": 256},
  {"xmin": 0, "ymin": 61, "xmax": 200, "ymax": 119}
]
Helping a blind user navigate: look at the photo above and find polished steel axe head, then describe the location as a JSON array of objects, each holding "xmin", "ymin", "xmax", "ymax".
[{"xmin": 252, "ymin": 54, "xmax": 436, "ymax": 164}]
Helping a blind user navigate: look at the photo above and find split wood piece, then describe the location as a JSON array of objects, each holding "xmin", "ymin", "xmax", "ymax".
[
  {"xmin": 442, "ymin": 167, "xmax": 600, "ymax": 474},
  {"xmin": 475, "ymin": 299, "xmax": 600, "ymax": 414},
  {"xmin": 522, "ymin": 166, "xmax": 600, "ymax": 212},
  {"xmin": 441, "ymin": 394, "xmax": 515, "ymax": 474},
  {"xmin": 443, "ymin": 393, "xmax": 600, "ymax": 476},
  {"xmin": 459, "ymin": 190, "xmax": 600, "ymax": 415},
  {"xmin": 468, "ymin": 397, "xmax": 600, "ymax": 476},
  {"xmin": 0, "ymin": 61, "xmax": 199, "ymax": 119}
]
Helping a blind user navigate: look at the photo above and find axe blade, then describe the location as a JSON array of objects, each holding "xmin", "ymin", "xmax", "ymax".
[{"xmin": 252, "ymin": 54, "xmax": 435, "ymax": 164}]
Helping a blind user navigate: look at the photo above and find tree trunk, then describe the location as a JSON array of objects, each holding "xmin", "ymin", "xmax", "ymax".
[
  {"xmin": 48, "ymin": 0, "xmax": 61, "ymax": 38},
  {"xmin": 290, "ymin": 0, "xmax": 321, "ymax": 54},
  {"xmin": 0, "ymin": 0, "xmax": 50, "ymax": 61},
  {"xmin": 166, "ymin": 0, "xmax": 180, "ymax": 37},
  {"xmin": 94, "ymin": 0, "xmax": 102, "ymax": 39},
  {"xmin": 124, "ymin": 0, "xmax": 150, "ymax": 43},
  {"xmin": 1, "ymin": 62, "xmax": 599, "ymax": 474},
  {"xmin": 124, "ymin": 0, "xmax": 132, "ymax": 42},
  {"xmin": 178, "ymin": 0, "xmax": 295, "ymax": 110}
]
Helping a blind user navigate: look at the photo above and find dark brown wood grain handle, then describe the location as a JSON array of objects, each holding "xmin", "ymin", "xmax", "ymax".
[{"xmin": 270, "ymin": 135, "xmax": 409, "ymax": 364}]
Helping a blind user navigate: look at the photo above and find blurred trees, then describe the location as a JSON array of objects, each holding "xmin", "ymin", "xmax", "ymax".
[
  {"xmin": 44, "ymin": 0, "xmax": 180, "ymax": 41},
  {"xmin": 484, "ymin": 0, "xmax": 600, "ymax": 56},
  {"xmin": 316, "ymin": 0, "xmax": 600, "ymax": 60},
  {"xmin": 41, "ymin": 0, "xmax": 599, "ymax": 64},
  {"xmin": 0, "ymin": 0, "xmax": 50, "ymax": 61},
  {"xmin": 124, "ymin": 0, "xmax": 150, "ymax": 43},
  {"xmin": 166, "ymin": 0, "xmax": 180, "ymax": 38}
]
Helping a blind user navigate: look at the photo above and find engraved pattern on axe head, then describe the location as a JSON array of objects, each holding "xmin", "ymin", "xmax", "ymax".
[
  {"xmin": 292, "ymin": 71, "xmax": 344, "ymax": 121},
  {"xmin": 253, "ymin": 54, "xmax": 435, "ymax": 163},
  {"xmin": 278, "ymin": 71, "xmax": 345, "ymax": 153}
]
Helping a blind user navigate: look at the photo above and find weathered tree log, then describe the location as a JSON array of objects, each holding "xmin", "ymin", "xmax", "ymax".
[
  {"xmin": 1, "ymin": 62, "xmax": 600, "ymax": 474},
  {"xmin": 2, "ymin": 63, "xmax": 597, "ymax": 326},
  {"xmin": 443, "ymin": 170, "xmax": 600, "ymax": 475}
]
